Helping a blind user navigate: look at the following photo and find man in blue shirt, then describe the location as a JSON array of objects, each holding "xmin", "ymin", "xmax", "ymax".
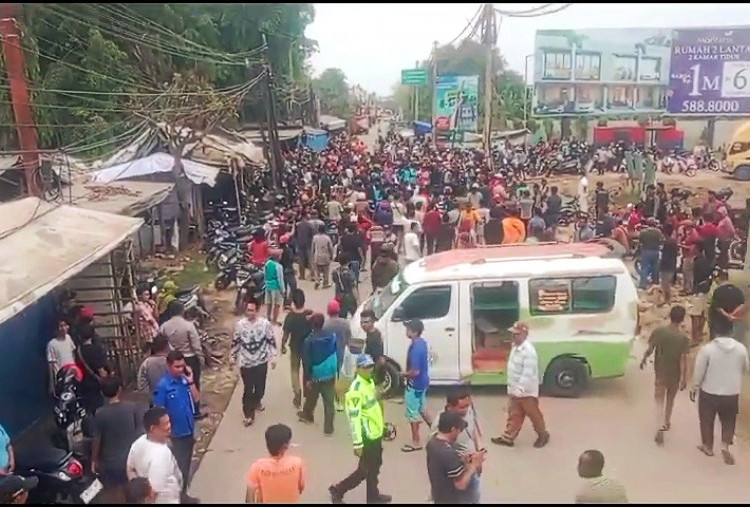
[
  {"xmin": 400, "ymin": 319, "xmax": 433, "ymax": 453},
  {"xmin": 153, "ymin": 351, "xmax": 200, "ymax": 504}
]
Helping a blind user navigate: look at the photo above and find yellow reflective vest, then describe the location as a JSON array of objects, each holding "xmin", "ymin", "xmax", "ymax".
[{"xmin": 345, "ymin": 373, "xmax": 384, "ymax": 449}]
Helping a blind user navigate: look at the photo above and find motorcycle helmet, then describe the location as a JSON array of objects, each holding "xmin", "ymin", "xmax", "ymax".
[{"xmin": 383, "ymin": 422, "xmax": 397, "ymax": 441}]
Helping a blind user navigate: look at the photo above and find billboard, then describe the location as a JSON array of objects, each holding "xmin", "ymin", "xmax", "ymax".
[
  {"xmin": 668, "ymin": 27, "xmax": 750, "ymax": 115},
  {"xmin": 433, "ymin": 75, "xmax": 479, "ymax": 134},
  {"xmin": 533, "ymin": 28, "xmax": 673, "ymax": 117}
]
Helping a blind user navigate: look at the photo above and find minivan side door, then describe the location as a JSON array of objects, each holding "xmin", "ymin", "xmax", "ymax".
[{"xmin": 385, "ymin": 282, "xmax": 459, "ymax": 381}]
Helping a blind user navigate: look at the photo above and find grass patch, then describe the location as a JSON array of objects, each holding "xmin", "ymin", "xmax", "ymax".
[{"xmin": 170, "ymin": 258, "xmax": 217, "ymax": 289}]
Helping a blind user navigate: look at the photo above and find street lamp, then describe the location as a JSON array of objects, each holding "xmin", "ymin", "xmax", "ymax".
[{"xmin": 523, "ymin": 54, "xmax": 533, "ymax": 125}]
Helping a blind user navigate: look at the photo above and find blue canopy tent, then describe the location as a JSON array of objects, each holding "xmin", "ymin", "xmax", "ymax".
[
  {"xmin": 413, "ymin": 121, "xmax": 432, "ymax": 137},
  {"xmin": 299, "ymin": 127, "xmax": 329, "ymax": 152}
]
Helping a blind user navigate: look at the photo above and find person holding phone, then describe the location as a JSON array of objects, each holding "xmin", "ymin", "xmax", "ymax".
[
  {"xmin": 426, "ymin": 411, "xmax": 485, "ymax": 504},
  {"xmin": 430, "ymin": 388, "xmax": 484, "ymax": 503},
  {"xmin": 153, "ymin": 351, "xmax": 200, "ymax": 504}
]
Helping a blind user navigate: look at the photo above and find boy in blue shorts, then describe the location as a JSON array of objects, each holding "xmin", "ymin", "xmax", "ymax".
[{"xmin": 400, "ymin": 319, "xmax": 433, "ymax": 452}]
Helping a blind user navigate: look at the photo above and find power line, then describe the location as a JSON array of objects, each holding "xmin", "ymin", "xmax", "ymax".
[
  {"xmin": 39, "ymin": 4, "xmax": 266, "ymax": 67},
  {"xmin": 495, "ymin": 3, "xmax": 573, "ymax": 17},
  {"xmin": 445, "ymin": 5, "xmax": 485, "ymax": 46}
]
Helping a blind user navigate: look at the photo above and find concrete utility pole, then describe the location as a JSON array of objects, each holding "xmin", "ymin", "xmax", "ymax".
[
  {"xmin": 431, "ymin": 40, "xmax": 438, "ymax": 147},
  {"xmin": 413, "ymin": 60, "xmax": 420, "ymax": 123},
  {"xmin": 481, "ymin": 3, "xmax": 497, "ymax": 169},
  {"xmin": 260, "ymin": 33, "xmax": 284, "ymax": 190},
  {"xmin": 0, "ymin": 3, "xmax": 39, "ymax": 195}
]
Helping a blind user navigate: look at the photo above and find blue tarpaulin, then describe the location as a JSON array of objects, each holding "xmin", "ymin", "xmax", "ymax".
[
  {"xmin": 300, "ymin": 128, "xmax": 329, "ymax": 152},
  {"xmin": 413, "ymin": 121, "xmax": 432, "ymax": 136}
]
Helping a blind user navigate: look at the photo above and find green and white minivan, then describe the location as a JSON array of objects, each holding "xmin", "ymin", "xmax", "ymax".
[{"xmin": 351, "ymin": 242, "xmax": 639, "ymax": 398}]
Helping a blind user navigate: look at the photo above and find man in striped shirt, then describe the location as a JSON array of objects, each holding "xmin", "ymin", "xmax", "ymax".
[{"xmin": 491, "ymin": 322, "xmax": 550, "ymax": 448}]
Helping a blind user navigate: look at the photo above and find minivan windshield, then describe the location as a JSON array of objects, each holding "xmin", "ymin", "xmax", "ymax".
[{"xmin": 372, "ymin": 273, "xmax": 409, "ymax": 320}]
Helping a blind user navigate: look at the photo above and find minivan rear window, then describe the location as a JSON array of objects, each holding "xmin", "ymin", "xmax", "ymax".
[{"xmin": 529, "ymin": 276, "xmax": 616, "ymax": 315}]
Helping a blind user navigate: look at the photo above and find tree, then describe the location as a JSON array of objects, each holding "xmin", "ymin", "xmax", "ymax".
[
  {"xmin": 313, "ymin": 67, "xmax": 352, "ymax": 118},
  {"xmin": 130, "ymin": 71, "xmax": 242, "ymax": 248},
  {"xmin": 390, "ymin": 39, "xmax": 528, "ymax": 128},
  {"xmin": 0, "ymin": 3, "xmax": 317, "ymax": 154}
]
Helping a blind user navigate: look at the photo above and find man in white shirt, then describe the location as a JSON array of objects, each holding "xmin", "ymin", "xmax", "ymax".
[
  {"xmin": 46, "ymin": 320, "xmax": 76, "ymax": 394},
  {"xmin": 577, "ymin": 174, "xmax": 589, "ymax": 215},
  {"xmin": 490, "ymin": 322, "xmax": 549, "ymax": 448},
  {"xmin": 691, "ymin": 289, "xmax": 749, "ymax": 465},
  {"xmin": 403, "ymin": 222, "xmax": 422, "ymax": 264},
  {"xmin": 126, "ymin": 406, "xmax": 183, "ymax": 504}
]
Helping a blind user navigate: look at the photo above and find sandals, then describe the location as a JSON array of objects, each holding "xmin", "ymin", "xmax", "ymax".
[
  {"xmin": 243, "ymin": 417, "xmax": 254, "ymax": 427},
  {"xmin": 400, "ymin": 444, "xmax": 423, "ymax": 453}
]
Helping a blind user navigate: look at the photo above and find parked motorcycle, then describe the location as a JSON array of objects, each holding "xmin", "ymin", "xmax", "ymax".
[
  {"xmin": 15, "ymin": 365, "xmax": 102, "ymax": 504},
  {"xmin": 234, "ymin": 269, "xmax": 267, "ymax": 314}
]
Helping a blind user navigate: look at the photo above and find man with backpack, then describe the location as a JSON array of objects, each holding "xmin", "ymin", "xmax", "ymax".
[{"xmin": 332, "ymin": 252, "xmax": 358, "ymax": 319}]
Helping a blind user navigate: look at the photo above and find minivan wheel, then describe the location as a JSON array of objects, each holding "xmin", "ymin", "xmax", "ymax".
[
  {"xmin": 379, "ymin": 360, "xmax": 403, "ymax": 399},
  {"xmin": 544, "ymin": 357, "xmax": 588, "ymax": 398}
]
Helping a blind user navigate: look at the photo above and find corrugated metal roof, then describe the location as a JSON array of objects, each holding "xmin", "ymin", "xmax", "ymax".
[{"xmin": 0, "ymin": 197, "xmax": 142, "ymax": 325}]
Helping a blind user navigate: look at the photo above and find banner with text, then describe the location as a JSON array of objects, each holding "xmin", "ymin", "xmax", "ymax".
[
  {"xmin": 433, "ymin": 75, "xmax": 479, "ymax": 133},
  {"xmin": 668, "ymin": 27, "xmax": 750, "ymax": 115}
]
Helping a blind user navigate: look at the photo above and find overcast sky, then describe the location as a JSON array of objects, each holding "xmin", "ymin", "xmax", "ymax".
[{"xmin": 305, "ymin": 3, "xmax": 750, "ymax": 96}]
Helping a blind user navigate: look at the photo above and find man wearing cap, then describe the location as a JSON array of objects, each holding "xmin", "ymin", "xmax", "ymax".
[
  {"xmin": 0, "ymin": 475, "xmax": 37, "ymax": 504},
  {"xmin": 329, "ymin": 354, "xmax": 391, "ymax": 504},
  {"xmin": 491, "ymin": 322, "xmax": 550, "ymax": 448}
]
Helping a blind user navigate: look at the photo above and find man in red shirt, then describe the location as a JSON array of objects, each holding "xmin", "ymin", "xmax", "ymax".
[
  {"xmin": 249, "ymin": 230, "xmax": 271, "ymax": 268},
  {"xmin": 680, "ymin": 222, "xmax": 701, "ymax": 295},
  {"xmin": 696, "ymin": 214, "xmax": 718, "ymax": 265},
  {"xmin": 422, "ymin": 204, "xmax": 442, "ymax": 255}
]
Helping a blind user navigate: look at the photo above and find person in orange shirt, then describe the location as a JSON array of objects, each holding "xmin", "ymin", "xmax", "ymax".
[
  {"xmin": 502, "ymin": 207, "xmax": 526, "ymax": 244},
  {"xmin": 246, "ymin": 424, "xmax": 306, "ymax": 504}
]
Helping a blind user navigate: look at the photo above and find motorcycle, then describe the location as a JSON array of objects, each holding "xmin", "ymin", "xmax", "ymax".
[
  {"xmin": 234, "ymin": 268, "xmax": 267, "ymax": 314},
  {"xmin": 15, "ymin": 365, "xmax": 102, "ymax": 504},
  {"xmin": 16, "ymin": 445, "xmax": 101, "ymax": 504}
]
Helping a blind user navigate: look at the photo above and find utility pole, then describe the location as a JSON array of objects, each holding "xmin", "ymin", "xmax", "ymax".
[
  {"xmin": 431, "ymin": 40, "xmax": 438, "ymax": 147},
  {"xmin": 260, "ymin": 33, "xmax": 283, "ymax": 190},
  {"xmin": 413, "ymin": 60, "xmax": 419, "ymax": 123},
  {"xmin": 0, "ymin": 4, "xmax": 39, "ymax": 195},
  {"xmin": 481, "ymin": 3, "xmax": 496, "ymax": 169}
]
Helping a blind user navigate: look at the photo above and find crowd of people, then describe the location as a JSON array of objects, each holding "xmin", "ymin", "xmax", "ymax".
[{"xmin": 4, "ymin": 124, "xmax": 748, "ymax": 505}]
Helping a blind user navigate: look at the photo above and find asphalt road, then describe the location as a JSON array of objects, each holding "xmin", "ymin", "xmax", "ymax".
[{"xmin": 189, "ymin": 269, "xmax": 750, "ymax": 504}]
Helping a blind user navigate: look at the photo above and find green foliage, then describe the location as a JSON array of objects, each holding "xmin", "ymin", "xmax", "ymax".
[
  {"xmin": 313, "ymin": 68, "xmax": 352, "ymax": 119},
  {"xmin": 390, "ymin": 39, "xmax": 528, "ymax": 129},
  {"xmin": 0, "ymin": 3, "xmax": 316, "ymax": 153},
  {"xmin": 574, "ymin": 117, "xmax": 589, "ymax": 139},
  {"xmin": 543, "ymin": 118, "xmax": 554, "ymax": 138}
]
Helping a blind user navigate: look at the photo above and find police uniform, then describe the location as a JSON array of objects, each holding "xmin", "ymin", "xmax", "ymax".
[{"xmin": 330, "ymin": 371, "xmax": 386, "ymax": 503}]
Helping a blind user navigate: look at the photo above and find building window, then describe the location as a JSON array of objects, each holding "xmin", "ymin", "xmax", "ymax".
[
  {"xmin": 610, "ymin": 86, "xmax": 632, "ymax": 107},
  {"xmin": 543, "ymin": 51, "xmax": 572, "ymax": 80},
  {"xmin": 639, "ymin": 57, "xmax": 661, "ymax": 81},
  {"xmin": 613, "ymin": 56, "xmax": 637, "ymax": 81},
  {"xmin": 575, "ymin": 53, "xmax": 601, "ymax": 81}
]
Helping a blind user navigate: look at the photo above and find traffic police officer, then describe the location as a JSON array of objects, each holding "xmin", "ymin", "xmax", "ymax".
[{"xmin": 329, "ymin": 354, "xmax": 392, "ymax": 504}]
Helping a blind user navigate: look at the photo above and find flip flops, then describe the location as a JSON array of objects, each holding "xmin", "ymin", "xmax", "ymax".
[{"xmin": 401, "ymin": 444, "xmax": 423, "ymax": 453}]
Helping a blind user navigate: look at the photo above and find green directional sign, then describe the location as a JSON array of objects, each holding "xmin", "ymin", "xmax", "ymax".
[{"xmin": 401, "ymin": 68, "xmax": 428, "ymax": 86}]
